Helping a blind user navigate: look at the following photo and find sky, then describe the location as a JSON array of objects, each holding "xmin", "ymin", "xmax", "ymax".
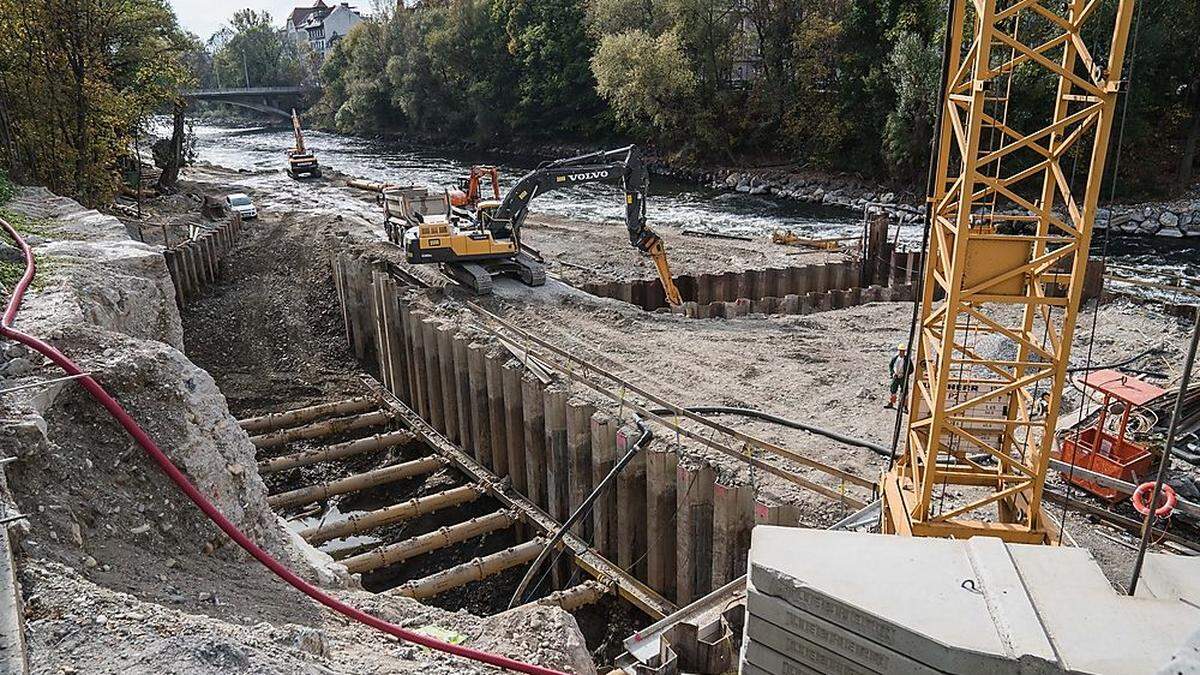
[{"xmin": 168, "ymin": 0, "xmax": 308, "ymax": 40}]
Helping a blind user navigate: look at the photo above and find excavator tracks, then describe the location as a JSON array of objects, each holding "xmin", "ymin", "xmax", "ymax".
[{"xmin": 443, "ymin": 262, "xmax": 495, "ymax": 295}]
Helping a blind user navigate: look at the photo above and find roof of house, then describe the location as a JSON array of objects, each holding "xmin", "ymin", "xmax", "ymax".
[{"xmin": 289, "ymin": 0, "xmax": 331, "ymax": 28}]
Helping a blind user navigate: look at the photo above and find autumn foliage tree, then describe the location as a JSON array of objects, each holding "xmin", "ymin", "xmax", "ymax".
[{"xmin": 0, "ymin": 0, "xmax": 193, "ymax": 206}]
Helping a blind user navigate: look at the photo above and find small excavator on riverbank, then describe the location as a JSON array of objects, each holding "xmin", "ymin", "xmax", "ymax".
[
  {"xmin": 387, "ymin": 146, "xmax": 682, "ymax": 303},
  {"xmin": 286, "ymin": 109, "xmax": 321, "ymax": 179},
  {"xmin": 448, "ymin": 165, "xmax": 500, "ymax": 211}
]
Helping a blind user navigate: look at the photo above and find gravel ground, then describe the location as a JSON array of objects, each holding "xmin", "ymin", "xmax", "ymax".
[{"xmin": 33, "ymin": 159, "xmax": 1193, "ymax": 673}]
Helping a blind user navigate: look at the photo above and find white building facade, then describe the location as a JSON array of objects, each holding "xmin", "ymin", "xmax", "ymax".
[{"xmin": 285, "ymin": 1, "xmax": 364, "ymax": 60}]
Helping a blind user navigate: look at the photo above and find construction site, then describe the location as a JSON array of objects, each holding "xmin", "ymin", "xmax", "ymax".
[{"xmin": 3, "ymin": 0, "xmax": 1200, "ymax": 674}]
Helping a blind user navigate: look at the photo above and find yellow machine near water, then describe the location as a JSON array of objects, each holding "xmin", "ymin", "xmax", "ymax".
[{"xmin": 384, "ymin": 146, "xmax": 682, "ymax": 303}]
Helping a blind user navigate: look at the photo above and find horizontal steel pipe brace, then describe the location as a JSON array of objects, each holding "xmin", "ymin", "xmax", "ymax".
[
  {"xmin": 341, "ymin": 510, "xmax": 517, "ymax": 574},
  {"xmin": 251, "ymin": 411, "xmax": 390, "ymax": 449},
  {"xmin": 365, "ymin": 376, "xmax": 676, "ymax": 620},
  {"xmin": 269, "ymin": 455, "xmax": 444, "ymax": 510},
  {"xmin": 301, "ymin": 483, "xmax": 482, "ymax": 545},
  {"xmin": 240, "ymin": 397, "xmax": 380, "ymax": 434},
  {"xmin": 392, "ymin": 539, "xmax": 545, "ymax": 600},
  {"xmin": 258, "ymin": 430, "xmax": 415, "ymax": 474},
  {"xmin": 504, "ymin": 580, "xmax": 611, "ymax": 616}
]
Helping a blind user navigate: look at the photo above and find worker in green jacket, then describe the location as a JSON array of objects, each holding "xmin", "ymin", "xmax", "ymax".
[{"xmin": 886, "ymin": 344, "xmax": 913, "ymax": 410}]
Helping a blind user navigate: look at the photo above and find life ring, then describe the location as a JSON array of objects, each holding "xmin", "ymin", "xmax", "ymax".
[{"xmin": 1132, "ymin": 482, "xmax": 1177, "ymax": 518}]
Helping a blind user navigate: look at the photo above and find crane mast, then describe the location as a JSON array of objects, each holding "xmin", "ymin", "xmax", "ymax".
[{"xmin": 880, "ymin": 0, "xmax": 1137, "ymax": 543}]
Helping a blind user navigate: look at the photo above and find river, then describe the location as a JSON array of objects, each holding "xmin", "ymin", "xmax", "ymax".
[{"xmin": 187, "ymin": 121, "xmax": 1198, "ymax": 300}]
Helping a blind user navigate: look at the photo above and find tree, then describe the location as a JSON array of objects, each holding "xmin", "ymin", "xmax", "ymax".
[
  {"xmin": 212, "ymin": 10, "xmax": 306, "ymax": 88},
  {"xmin": 0, "ymin": 0, "xmax": 193, "ymax": 205},
  {"xmin": 884, "ymin": 31, "xmax": 939, "ymax": 181},
  {"xmin": 591, "ymin": 30, "xmax": 695, "ymax": 137}
]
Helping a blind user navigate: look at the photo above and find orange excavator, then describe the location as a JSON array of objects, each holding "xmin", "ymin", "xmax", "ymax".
[
  {"xmin": 448, "ymin": 166, "xmax": 500, "ymax": 210},
  {"xmin": 286, "ymin": 109, "xmax": 321, "ymax": 179}
]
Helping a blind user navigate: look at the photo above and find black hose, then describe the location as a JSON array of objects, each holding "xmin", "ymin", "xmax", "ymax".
[
  {"xmin": 1065, "ymin": 346, "xmax": 1161, "ymax": 373},
  {"xmin": 652, "ymin": 405, "xmax": 1000, "ymax": 468},
  {"xmin": 508, "ymin": 415, "xmax": 653, "ymax": 608},
  {"xmin": 648, "ymin": 405, "xmax": 891, "ymax": 457}
]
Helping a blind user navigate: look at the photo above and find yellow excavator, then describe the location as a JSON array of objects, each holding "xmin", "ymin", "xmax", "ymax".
[
  {"xmin": 388, "ymin": 146, "xmax": 682, "ymax": 303},
  {"xmin": 286, "ymin": 109, "xmax": 321, "ymax": 179}
]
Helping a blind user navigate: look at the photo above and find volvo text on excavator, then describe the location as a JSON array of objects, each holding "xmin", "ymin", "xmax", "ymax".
[
  {"xmin": 386, "ymin": 146, "xmax": 682, "ymax": 303},
  {"xmin": 286, "ymin": 109, "xmax": 321, "ymax": 179}
]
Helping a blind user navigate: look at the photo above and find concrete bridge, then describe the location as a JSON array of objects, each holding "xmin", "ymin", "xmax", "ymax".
[{"xmin": 182, "ymin": 86, "xmax": 318, "ymax": 118}]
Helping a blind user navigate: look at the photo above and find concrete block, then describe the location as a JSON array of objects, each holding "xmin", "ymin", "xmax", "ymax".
[
  {"xmin": 746, "ymin": 527, "xmax": 1200, "ymax": 675},
  {"xmin": 747, "ymin": 588, "xmax": 938, "ymax": 674}
]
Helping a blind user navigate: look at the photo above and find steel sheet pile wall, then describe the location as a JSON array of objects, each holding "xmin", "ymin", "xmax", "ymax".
[
  {"xmin": 332, "ymin": 252, "xmax": 783, "ymax": 602},
  {"xmin": 581, "ymin": 254, "xmax": 922, "ymax": 316},
  {"xmin": 162, "ymin": 214, "xmax": 243, "ymax": 306}
]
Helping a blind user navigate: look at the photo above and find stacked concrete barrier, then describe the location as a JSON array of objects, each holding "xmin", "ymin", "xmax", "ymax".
[{"xmin": 741, "ymin": 527, "xmax": 1200, "ymax": 675}]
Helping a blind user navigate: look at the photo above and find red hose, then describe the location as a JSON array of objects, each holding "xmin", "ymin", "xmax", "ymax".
[{"xmin": 0, "ymin": 215, "xmax": 564, "ymax": 675}]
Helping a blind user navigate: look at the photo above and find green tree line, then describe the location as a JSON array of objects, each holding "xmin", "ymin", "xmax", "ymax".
[
  {"xmin": 0, "ymin": 0, "xmax": 200, "ymax": 206},
  {"xmin": 314, "ymin": 0, "xmax": 1198, "ymax": 195}
]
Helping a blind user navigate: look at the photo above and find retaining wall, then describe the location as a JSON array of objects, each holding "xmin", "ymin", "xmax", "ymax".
[
  {"xmin": 332, "ymin": 251, "xmax": 801, "ymax": 605},
  {"xmin": 581, "ymin": 253, "xmax": 923, "ymax": 314},
  {"xmin": 162, "ymin": 213, "xmax": 243, "ymax": 306}
]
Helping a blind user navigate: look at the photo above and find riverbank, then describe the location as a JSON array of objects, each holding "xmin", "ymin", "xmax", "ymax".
[{"xmin": 299, "ymin": 121, "xmax": 1200, "ymax": 240}]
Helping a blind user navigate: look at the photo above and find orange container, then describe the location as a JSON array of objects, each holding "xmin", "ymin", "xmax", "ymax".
[
  {"xmin": 1056, "ymin": 369, "xmax": 1164, "ymax": 501},
  {"xmin": 1059, "ymin": 427, "xmax": 1152, "ymax": 501}
]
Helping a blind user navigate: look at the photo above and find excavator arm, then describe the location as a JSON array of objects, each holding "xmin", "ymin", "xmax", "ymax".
[
  {"xmin": 291, "ymin": 108, "xmax": 306, "ymax": 155},
  {"xmin": 484, "ymin": 146, "xmax": 682, "ymax": 306}
]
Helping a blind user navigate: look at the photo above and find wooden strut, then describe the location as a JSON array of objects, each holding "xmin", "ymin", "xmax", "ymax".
[
  {"xmin": 301, "ymin": 483, "xmax": 483, "ymax": 545},
  {"xmin": 392, "ymin": 539, "xmax": 545, "ymax": 600},
  {"xmin": 239, "ymin": 396, "xmax": 380, "ymax": 434},
  {"xmin": 462, "ymin": 301, "xmax": 872, "ymax": 508},
  {"xmin": 259, "ymin": 430, "xmax": 414, "ymax": 474},
  {"xmin": 250, "ymin": 410, "xmax": 390, "ymax": 449},
  {"xmin": 341, "ymin": 510, "xmax": 517, "ymax": 574},
  {"xmin": 268, "ymin": 455, "xmax": 444, "ymax": 510},
  {"xmin": 366, "ymin": 377, "xmax": 677, "ymax": 620}
]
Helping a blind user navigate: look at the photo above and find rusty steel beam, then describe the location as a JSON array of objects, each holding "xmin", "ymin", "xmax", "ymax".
[
  {"xmin": 301, "ymin": 483, "xmax": 483, "ymax": 545},
  {"xmin": 258, "ymin": 430, "xmax": 414, "ymax": 474},
  {"xmin": 239, "ymin": 397, "xmax": 379, "ymax": 434},
  {"xmin": 341, "ymin": 510, "xmax": 517, "ymax": 574},
  {"xmin": 366, "ymin": 376, "xmax": 676, "ymax": 620},
  {"xmin": 463, "ymin": 302, "xmax": 873, "ymax": 505},
  {"xmin": 250, "ymin": 410, "xmax": 390, "ymax": 449},
  {"xmin": 268, "ymin": 455, "xmax": 444, "ymax": 510}
]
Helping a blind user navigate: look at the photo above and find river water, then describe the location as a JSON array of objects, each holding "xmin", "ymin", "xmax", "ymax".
[{"xmin": 187, "ymin": 122, "xmax": 1198, "ymax": 300}]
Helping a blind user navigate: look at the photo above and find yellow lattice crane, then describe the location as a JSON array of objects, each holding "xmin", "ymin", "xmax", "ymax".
[{"xmin": 880, "ymin": 0, "xmax": 1137, "ymax": 543}]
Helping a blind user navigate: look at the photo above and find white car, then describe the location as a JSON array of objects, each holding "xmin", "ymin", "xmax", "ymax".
[{"xmin": 225, "ymin": 193, "xmax": 258, "ymax": 220}]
